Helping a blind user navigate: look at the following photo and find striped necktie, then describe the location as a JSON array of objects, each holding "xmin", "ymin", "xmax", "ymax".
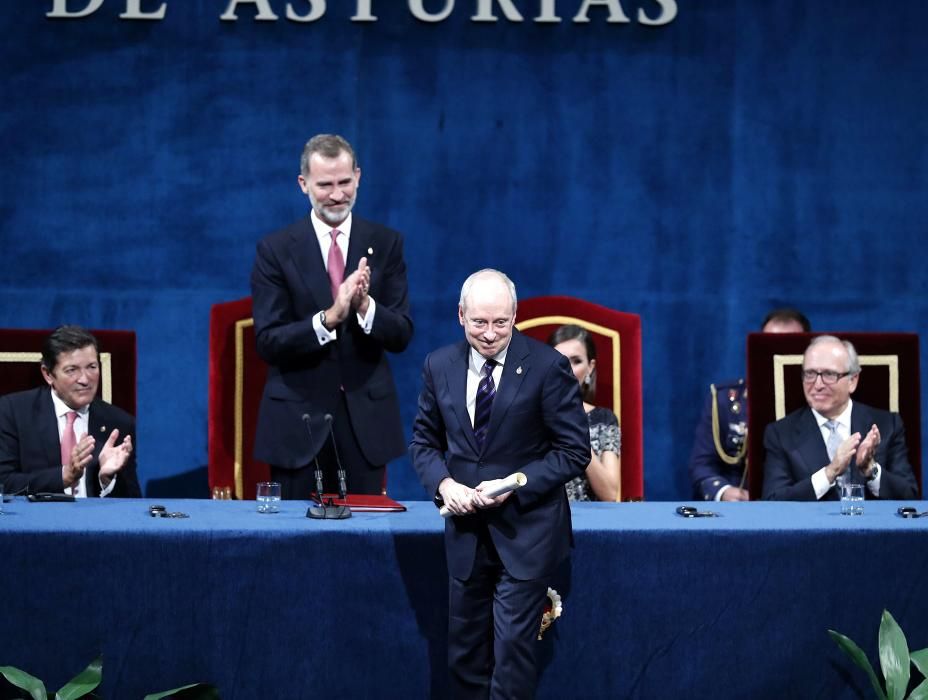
[{"xmin": 473, "ymin": 359, "xmax": 498, "ymax": 450}]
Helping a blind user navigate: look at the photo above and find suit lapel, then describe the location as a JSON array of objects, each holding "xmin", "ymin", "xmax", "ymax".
[
  {"xmin": 287, "ymin": 217, "xmax": 331, "ymax": 309},
  {"xmin": 447, "ymin": 342, "xmax": 479, "ymax": 454},
  {"xmin": 850, "ymin": 403, "xmax": 872, "ymax": 436},
  {"xmin": 345, "ymin": 217, "xmax": 369, "ymax": 273},
  {"xmin": 347, "ymin": 217, "xmax": 383, "ymax": 300},
  {"xmin": 86, "ymin": 401, "xmax": 108, "ymax": 497},
  {"xmin": 35, "ymin": 389, "xmax": 63, "ymax": 470},
  {"xmin": 795, "ymin": 408, "xmax": 829, "ymax": 478},
  {"xmin": 482, "ymin": 331, "xmax": 530, "ymax": 452},
  {"xmin": 849, "ymin": 403, "xmax": 876, "ymax": 473}
]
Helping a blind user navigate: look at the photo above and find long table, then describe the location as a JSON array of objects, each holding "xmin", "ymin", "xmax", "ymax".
[{"xmin": 1, "ymin": 498, "xmax": 926, "ymax": 699}]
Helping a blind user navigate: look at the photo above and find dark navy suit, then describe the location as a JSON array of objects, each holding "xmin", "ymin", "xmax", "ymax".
[
  {"xmin": 410, "ymin": 330, "xmax": 590, "ymax": 698},
  {"xmin": 0, "ymin": 386, "xmax": 141, "ymax": 497},
  {"xmin": 250, "ymin": 214, "xmax": 412, "ymax": 494},
  {"xmin": 762, "ymin": 402, "xmax": 918, "ymax": 501}
]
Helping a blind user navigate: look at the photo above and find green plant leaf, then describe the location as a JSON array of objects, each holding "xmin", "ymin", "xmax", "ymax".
[
  {"xmin": 143, "ymin": 683, "xmax": 220, "ymax": 700},
  {"xmin": 908, "ymin": 678, "xmax": 928, "ymax": 700},
  {"xmin": 0, "ymin": 665, "xmax": 47, "ymax": 700},
  {"xmin": 912, "ymin": 647, "xmax": 928, "ymax": 677},
  {"xmin": 55, "ymin": 655, "xmax": 102, "ymax": 700},
  {"xmin": 829, "ymin": 629, "xmax": 887, "ymax": 700},
  {"xmin": 878, "ymin": 610, "xmax": 910, "ymax": 700}
]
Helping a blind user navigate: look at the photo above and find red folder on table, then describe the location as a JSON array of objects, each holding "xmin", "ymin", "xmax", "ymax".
[{"xmin": 320, "ymin": 494, "xmax": 406, "ymax": 512}]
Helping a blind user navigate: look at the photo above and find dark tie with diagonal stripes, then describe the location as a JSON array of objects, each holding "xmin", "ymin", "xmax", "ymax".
[{"xmin": 473, "ymin": 359, "xmax": 498, "ymax": 450}]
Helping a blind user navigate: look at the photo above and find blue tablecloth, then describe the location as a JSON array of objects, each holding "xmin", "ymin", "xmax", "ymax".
[{"xmin": 1, "ymin": 499, "xmax": 926, "ymax": 698}]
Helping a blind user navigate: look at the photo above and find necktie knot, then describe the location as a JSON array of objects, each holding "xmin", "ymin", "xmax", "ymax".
[
  {"xmin": 482, "ymin": 359, "xmax": 497, "ymax": 377},
  {"xmin": 65, "ymin": 411, "xmax": 77, "ymax": 427}
]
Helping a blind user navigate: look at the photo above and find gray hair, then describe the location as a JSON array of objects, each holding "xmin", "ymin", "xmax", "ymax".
[
  {"xmin": 300, "ymin": 134, "xmax": 358, "ymax": 176},
  {"xmin": 806, "ymin": 334, "xmax": 861, "ymax": 374},
  {"xmin": 459, "ymin": 269, "xmax": 518, "ymax": 313}
]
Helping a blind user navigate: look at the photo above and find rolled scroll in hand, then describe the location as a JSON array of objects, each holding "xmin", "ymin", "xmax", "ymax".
[{"xmin": 439, "ymin": 472, "xmax": 527, "ymax": 518}]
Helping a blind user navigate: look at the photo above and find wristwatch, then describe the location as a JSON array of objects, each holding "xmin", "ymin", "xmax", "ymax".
[{"xmin": 867, "ymin": 461, "xmax": 881, "ymax": 481}]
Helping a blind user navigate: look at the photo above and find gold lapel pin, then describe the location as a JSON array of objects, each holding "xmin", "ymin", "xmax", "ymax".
[{"xmin": 100, "ymin": 426, "xmax": 106, "ymax": 433}]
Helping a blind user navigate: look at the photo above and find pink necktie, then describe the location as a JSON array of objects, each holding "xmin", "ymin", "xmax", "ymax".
[
  {"xmin": 328, "ymin": 230, "xmax": 345, "ymax": 301},
  {"xmin": 60, "ymin": 411, "xmax": 77, "ymax": 467}
]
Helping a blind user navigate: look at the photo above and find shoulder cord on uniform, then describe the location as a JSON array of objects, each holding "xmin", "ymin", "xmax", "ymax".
[{"xmin": 710, "ymin": 383, "xmax": 749, "ymax": 466}]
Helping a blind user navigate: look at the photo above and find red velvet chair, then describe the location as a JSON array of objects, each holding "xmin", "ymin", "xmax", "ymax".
[
  {"xmin": 746, "ymin": 332, "xmax": 921, "ymax": 499},
  {"xmin": 208, "ymin": 298, "xmax": 269, "ymax": 500},
  {"xmin": 0, "ymin": 328, "xmax": 136, "ymax": 414},
  {"xmin": 516, "ymin": 296, "xmax": 644, "ymax": 501}
]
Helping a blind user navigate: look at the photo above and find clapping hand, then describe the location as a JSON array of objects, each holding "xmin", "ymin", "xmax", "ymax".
[
  {"xmin": 98, "ymin": 429, "xmax": 133, "ymax": 485},
  {"xmin": 855, "ymin": 423, "xmax": 881, "ymax": 477},
  {"xmin": 329, "ymin": 257, "xmax": 372, "ymax": 325},
  {"xmin": 351, "ymin": 257, "xmax": 371, "ymax": 315},
  {"xmin": 62, "ymin": 434, "xmax": 95, "ymax": 488},
  {"xmin": 827, "ymin": 433, "xmax": 861, "ymax": 483}
]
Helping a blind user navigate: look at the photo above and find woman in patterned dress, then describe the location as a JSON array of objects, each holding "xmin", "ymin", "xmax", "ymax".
[{"xmin": 548, "ymin": 325, "xmax": 621, "ymax": 501}]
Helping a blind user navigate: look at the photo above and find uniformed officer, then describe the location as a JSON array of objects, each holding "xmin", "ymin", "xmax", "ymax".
[{"xmin": 687, "ymin": 309, "xmax": 811, "ymax": 501}]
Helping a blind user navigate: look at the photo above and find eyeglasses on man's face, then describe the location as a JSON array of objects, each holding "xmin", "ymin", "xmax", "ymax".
[{"xmin": 801, "ymin": 369, "xmax": 851, "ymax": 385}]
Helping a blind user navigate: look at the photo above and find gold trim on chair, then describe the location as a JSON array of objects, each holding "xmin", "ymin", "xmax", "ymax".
[
  {"xmin": 772, "ymin": 355, "xmax": 803, "ymax": 420},
  {"xmin": 0, "ymin": 351, "xmax": 42, "ymax": 363},
  {"xmin": 100, "ymin": 353, "xmax": 112, "ymax": 404},
  {"xmin": 773, "ymin": 353, "xmax": 900, "ymax": 420},
  {"xmin": 515, "ymin": 315, "xmax": 621, "ymax": 417},
  {"xmin": 0, "ymin": 351, "xmax": 114, "ymax": 404},
  {"xmin": 234, "ymin": 318, "xmax": 254, "ymax": 501}
]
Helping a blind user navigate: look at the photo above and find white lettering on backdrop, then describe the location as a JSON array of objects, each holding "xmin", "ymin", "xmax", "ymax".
[{"xmin": 46, "ymin": 0, "xmax": 677, "ymax": 26}]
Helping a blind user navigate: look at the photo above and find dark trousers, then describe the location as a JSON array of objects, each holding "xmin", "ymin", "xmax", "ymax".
[
  {"xmin": 448, "ymin": 526, "xmax": 549, "ymax": 700},
  {"xmin": 271, "ymin": 391, "xmax": 385, "ymax": 499}
]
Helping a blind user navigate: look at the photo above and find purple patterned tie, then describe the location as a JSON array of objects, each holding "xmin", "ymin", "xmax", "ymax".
[{"xmin": 473, "ymin": 359, "xmax": 498, "ymax": 450}]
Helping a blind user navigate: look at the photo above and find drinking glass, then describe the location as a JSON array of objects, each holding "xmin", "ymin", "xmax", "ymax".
[
  {"xmin": 840, "ymin": 483, "xmax": 864, "ymax": 516},
  {"xmin": 256, "ymin": 481, "xmax": 281, "ymax": 513}
]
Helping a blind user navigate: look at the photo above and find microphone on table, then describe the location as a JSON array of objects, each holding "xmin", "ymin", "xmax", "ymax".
[
  {"xmin": 302, "ymin": 414, "xmax": 325, "ymax": 504},
  {"xmin": 303, "ymin": 413, "xmax": 351, "ymax": 520},
  {"xmin": 325, "ymin": 413, "xmax": 348, "ymax": 500}
]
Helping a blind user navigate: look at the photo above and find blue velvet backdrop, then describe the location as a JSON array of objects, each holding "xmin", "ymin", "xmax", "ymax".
[{"xmin": 2, "ymin": 1, "xmax": 926, "ymax": 501}]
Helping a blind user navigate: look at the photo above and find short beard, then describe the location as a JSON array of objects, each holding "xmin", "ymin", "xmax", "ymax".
[{"xmin": 309, "ymin": 192, "xmax": 355, "ymax": 227}]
